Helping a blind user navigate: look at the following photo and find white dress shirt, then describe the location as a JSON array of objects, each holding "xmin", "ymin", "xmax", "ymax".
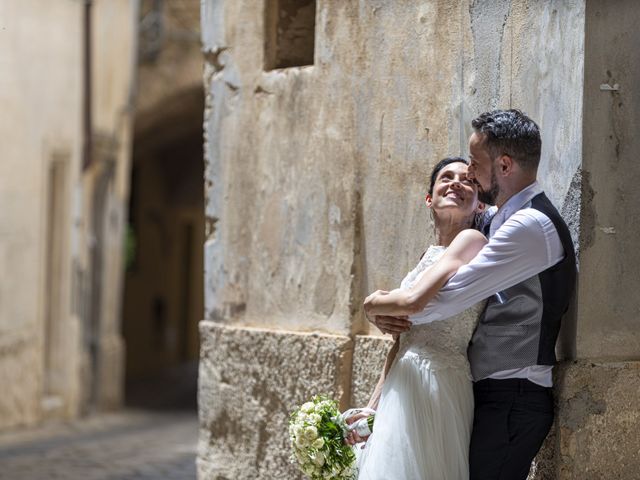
[{"xmin": 410, "ymin": 182, "xmax": 565, "ymax": 386}]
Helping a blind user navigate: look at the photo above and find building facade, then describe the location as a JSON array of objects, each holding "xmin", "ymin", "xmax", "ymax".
[
  {"xmin": 198, "ymin": 1, "xmax": 640, "ymax": 479},
  {"xmin": 0, "ymin": 0, "xmax": 138, "ymax": 428},
  {"xmin": 0, "ymin": 0, "xmax": 206, "ymax": 427}
]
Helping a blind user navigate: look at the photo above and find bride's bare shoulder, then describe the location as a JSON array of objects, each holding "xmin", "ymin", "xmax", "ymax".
[
  {"xmin": 447, "ymin": 229, "xmax": 487, "ymax": 262},
  {"xmin": 453, "ymin": 228, "xmax": 487, "ymax": 245}
]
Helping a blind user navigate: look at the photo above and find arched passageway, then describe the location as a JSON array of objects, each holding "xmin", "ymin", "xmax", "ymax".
[{"xmin": 123, "ymin": 87, "xmax": 204, "ymax": 410}]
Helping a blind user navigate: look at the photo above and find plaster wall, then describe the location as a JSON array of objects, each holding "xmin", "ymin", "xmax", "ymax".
[
  {"xmin": 202, "ymin": 1, "xmax": 584, "ymax": 337},
  {"xmin": 88, "ymin": 0, "xmax": 140, "ymax": 409},
  {"xmin": 0, "ymin": 0, "xmax": 83, "ymax": 429},
  {"xmin": 202, "ymin": 1, "xmax": 359, "ymax": 335},
  {"xmin": 354, "ymin": 0, "xmax": 584, "ymax": 306},
  {"xmin": 577, "ymin": 0, "xmax": 640, "ymax": 359}
]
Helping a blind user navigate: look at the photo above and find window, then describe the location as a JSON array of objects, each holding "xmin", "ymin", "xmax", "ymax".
[{"xmin": 264, "ymin": 0, "xmax": 316, "ymax": 70}]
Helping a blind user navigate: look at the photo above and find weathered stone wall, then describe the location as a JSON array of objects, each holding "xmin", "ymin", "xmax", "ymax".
[
  {"xmin": 551, "ymin": 361, "xmax": 640, "ymax": 479},
  {"xmin": 354, "ymin": 0, "xmax": 585, "ymax": 298},
  {"xmin": 350, "ymin": 336, "xmax": 393, "ymax": 407},
  {"xmin": 199, "ymin": 0, "xmax": 638, "ymax": 478},
  {"xmin": 0, "ymin": 0, "xmax": 137, "ymax": 428},
  {"xmin": 201, "ymin": 0, "xmax": 584, "ymax": 335}
]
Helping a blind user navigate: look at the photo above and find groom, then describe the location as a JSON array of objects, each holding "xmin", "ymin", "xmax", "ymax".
[{"xmin": 372, "ymin": 109, "xmax": 577, "ymax": 480}]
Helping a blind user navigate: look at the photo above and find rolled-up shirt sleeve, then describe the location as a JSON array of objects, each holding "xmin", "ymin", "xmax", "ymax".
[{"xmin": 410, "ymin": 209, "xmax": 564, "ymax": 325}]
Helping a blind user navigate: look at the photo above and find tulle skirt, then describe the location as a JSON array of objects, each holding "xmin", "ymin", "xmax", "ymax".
[{"xmin": 356, "ymin": 351, "xmax": 474, "ymax": 480}]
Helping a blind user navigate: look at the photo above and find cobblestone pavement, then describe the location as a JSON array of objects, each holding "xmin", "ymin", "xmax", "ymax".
[{"xmin": 0, "ymin": 410, "xmax": 198, "ymax": 480}]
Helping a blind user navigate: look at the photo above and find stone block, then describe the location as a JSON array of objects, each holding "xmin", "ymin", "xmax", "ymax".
[
  {"xmin": 556, "ymin": 360, "xmax": 640, "ymax": 479},
  {"xmin": 350, "ymin": 335, "xmax": 393, "ymax": 408},
  {"xmin": 530, "ymin": 360, "xmax": 640, "ymax": 479},
  {"xmin": 197, "ymin": 321, "xmax": 352, "ymax": 480}
]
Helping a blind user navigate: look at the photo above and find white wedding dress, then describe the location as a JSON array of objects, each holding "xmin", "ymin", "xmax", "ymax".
[{"xmin": 356, "ymin": 246, "xmax": 485, "ymax": 480}]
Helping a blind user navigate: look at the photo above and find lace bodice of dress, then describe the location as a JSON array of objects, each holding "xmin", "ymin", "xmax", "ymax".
[{"xmin": 396, "ymin": 246, "xmax": 484, "ymax": 375}]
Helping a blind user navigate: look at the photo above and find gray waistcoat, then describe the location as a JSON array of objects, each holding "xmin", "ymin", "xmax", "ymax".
[{"xmin": 468, "ymin": 193, "xmax": 576, "ymax": 381}]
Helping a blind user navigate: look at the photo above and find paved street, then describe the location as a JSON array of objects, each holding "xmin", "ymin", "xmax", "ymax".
[{"xmin": 0, "ymin": 410, "xmax": 198, "ymax": 480}]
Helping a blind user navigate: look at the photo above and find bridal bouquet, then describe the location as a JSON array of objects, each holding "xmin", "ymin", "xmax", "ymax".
[{"xmin": 289, "ymin": 395, "xmax": 373, "ymax": 479}]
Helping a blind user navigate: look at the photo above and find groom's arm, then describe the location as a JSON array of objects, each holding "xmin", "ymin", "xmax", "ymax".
[
  {"xmin": 410, "ymin": 208, "xmax": 565, "ymax": 325},
  {"xmin": 364, "ymin": 229, "xmax": 487, "ymax": 317}
]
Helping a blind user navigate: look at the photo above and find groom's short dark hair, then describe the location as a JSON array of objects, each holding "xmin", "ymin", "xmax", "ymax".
[{"xmin": 471, "ymin": 109, "xmax": 541, "ymax": 172}]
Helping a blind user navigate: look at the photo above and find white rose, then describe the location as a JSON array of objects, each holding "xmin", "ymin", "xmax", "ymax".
[
  {"xmin": 304, "ymin": 426, "xmax": 318, "ymax": 441},
  {"xmin": 301, "ymin": 402, "xmax": 315, "ymax": 413},
  {"xmin": 312, "ymin": 437, "xmax": 325, "ymax": 449},
  {"xmin": 313, "ymin": 451, "xmax": 325, "ymax": 467},
  {"xmin": 303, "ymin": 463, "xmax": 315, "ymax": 476},
  {"xmin": 309, "ymin": 413, "xmax": 322, "ymax": 424}
]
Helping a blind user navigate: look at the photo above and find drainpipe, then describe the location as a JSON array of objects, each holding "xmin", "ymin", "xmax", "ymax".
[{"xmin": 83, "ymin": 0, "xmax": 93, "ymax": 171}]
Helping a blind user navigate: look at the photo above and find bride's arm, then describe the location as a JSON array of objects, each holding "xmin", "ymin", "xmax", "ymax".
[{"xmin": 364, "ymin": 229, "xmax": 487, "ymax": 317}]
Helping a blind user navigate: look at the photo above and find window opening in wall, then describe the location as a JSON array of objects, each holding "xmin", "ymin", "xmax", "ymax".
[{"xmin": 264, "ymin": 0, "xmax": 316, "ymax": 70}]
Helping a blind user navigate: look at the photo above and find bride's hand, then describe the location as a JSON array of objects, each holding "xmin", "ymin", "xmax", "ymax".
[
  {"xmin": 343, "ymin": 412, "xmax": 372, "ymax": 446},
  {"xmin": 364, "ymin": 289, "xmax": 389, "ymax": 307}
]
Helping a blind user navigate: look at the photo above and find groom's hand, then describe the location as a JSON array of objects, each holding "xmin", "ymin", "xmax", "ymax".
[{"xmin": 370, "ymin": 315, "xmax": 411, "ymax": 335}]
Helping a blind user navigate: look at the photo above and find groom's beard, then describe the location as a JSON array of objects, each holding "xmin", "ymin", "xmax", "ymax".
[{"xmin": 477, "ymin": 170, "xmax": 499, "ymax": 205}]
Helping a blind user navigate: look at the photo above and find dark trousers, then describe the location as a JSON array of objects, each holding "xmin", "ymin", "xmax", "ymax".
[{"xmin": 469, "ymin": 378, "xmax": 554, "ymax": 480}]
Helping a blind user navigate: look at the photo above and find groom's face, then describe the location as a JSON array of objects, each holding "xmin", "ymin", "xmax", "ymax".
[{"xmin": 468, "ymin": 132, "xmax": 499, "ymax": 205}]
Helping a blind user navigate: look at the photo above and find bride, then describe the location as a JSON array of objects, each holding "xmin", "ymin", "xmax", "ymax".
[{"xmin": 346, "ymin": 157, "xmax": 487, "ymax": 479}]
